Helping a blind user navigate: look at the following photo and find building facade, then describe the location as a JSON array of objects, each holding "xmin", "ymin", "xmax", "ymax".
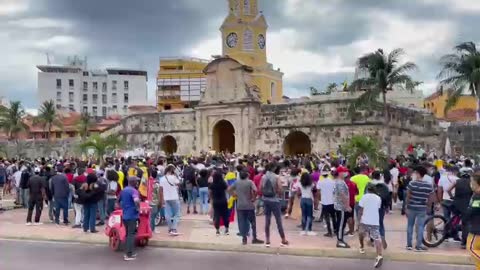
[
  {"xmin": 424, "ymin": 88, "xmax": 477, "ymax": 122},
  {"xmin": 37, "ymin": 60, "xmax": 148, "ymax": 117},
  {"xmin": 156, "ymin": 57, "xmax": 208, "ymax": 111}
]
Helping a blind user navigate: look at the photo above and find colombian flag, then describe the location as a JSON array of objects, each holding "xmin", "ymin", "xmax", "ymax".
[
  {"xmin": 219, "ymin": 196, "xmax": 236, "ymax": 227},
  {"xmin": 225, "ymin": 172, "xmax": 237, "ymax": 186}
]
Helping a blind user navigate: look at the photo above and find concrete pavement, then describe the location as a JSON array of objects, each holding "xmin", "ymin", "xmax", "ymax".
[
  {"xmin": 0, "ymin": 203, "xmax": 473, "ymax": 266},
  {"xmin": 0, "ymin": 239, "xmax": 469, "ymax": 270}
]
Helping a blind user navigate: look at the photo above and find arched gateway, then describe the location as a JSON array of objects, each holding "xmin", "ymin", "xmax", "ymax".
[
  {"xmin": 283, "ymin": 131, "xmax": 312, "ymax": 155},
  {"xmin": 212, "ymin": 120, "xmax": 235, "ymax": 153}
]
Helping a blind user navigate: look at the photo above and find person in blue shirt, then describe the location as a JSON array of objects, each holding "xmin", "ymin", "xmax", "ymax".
[{"xmin": 118, "ymin": 176, "xmax": 140, "ymax": 261}]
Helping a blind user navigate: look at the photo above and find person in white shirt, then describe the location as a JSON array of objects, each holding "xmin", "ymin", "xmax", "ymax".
[
  {"xmin": 437, "ymin": 167, "xmax": 458, "ymax": 219},
  {"xmin": 13, "ymin": 169, "xmax": 23, "ymax": 205},
  {"xmin": 389, "ymin": 163, "xmax": 400, "ymax": 204},
  {"xmin": 317, "ymin": 172, "xmax": 336, "ymax": 237},
  {"xmin": 159, "ymin": 164, "xmax": 181, "ymax": 236},
  {"xmin": 358, "ymin": 185, "xmax": 383, "ymax": 268}
]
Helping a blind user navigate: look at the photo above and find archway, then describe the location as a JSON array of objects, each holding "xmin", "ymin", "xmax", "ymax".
[
  {"xmin": 160, "ymin": 135, "xmax": 178, "ymax": 155},
  {"xmin": 213, "ymin": 120, "xmax": 235, "ymax": 153},
  {"xmin": 283, "ymin": 131, "xmax": 312, "ymax": 155}
]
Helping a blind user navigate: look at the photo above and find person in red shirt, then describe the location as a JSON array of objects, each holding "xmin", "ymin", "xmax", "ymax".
[
  {"xmin": 344, "ymin": 170, "xmax": 358, "ymax": 236},
  {"xmin": 247, "ymin": 161, "xmax": 255, "ymax": 181},
  {"xmin": 253, "ymin": 168, "xmax": 265, "ymax": 215}
]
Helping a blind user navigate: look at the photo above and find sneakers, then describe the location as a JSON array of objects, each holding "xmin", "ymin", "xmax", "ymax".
[
  {"xmin": 307, "ymin": 231, "xmax": 317, "ymax": 236},
  {"xmin": 72, "ymin": 224, "xmax": 82, "ymax": 229},
  {"xmin": 280, "ymin": 240, "xmax": 289, "ymax": 247},
  {"xmin": 300, "ymin": 231, "xmax": 307, "ymax": 236},
  {"xmin": 323, "ymin": 232, "xmax": 333, "ymax": 238},
  {"xmin": 33, "ymin": 222, "xmax": 43, "ymax": 226},
  {"xmin": 359, "ymin": 248, "xmax": 366, "ymax": 254},
  {"xmin": 252, "ymin": 239, "xmax": 265, "ymax": 245},
  {"xmin": 346, "ymin": 232, "xmax": 355, "ymax": 237},
  {"xmin": 336, "ymin": 241, "xmax": 350, "ymax": 249},
  {"xmin": 242, "ymin": 237, "xmax": 247, "ymax": 245},
  {"xmin": 216, "ymin": 231, "xmax": 221, "ymax": 237},
  {"xmin": 25, "ymin": 222, "xmax": 32, "ymax": 226},
  {"xmin": 414, "ymin": 246, "xmax": 428, "ymax": 252},
  {"xmin": 123, "ymin": 255, "xmax": 136, "ymax": 261},
  {"xmin": 284, "ymin": 214, "xmax": 289, "ymax": 219},
  {"xmin": 169, "ymin": 230, "xmax": 180, "ymax": 236},
  {"xmin": 265, "ymin": 241, "xmax": 271, "ymax": 248},
  {"xmin": 374, "ymin": 256, "xmax": 383, "ymax": 268},
  {"xmin": 406, "ymin": 246, "xmax": 413, "ymax": 251},
  {"xmin": 224, "ymin": 229, "xmax": 229, "ymax": 235},
  {"xmin": 90, "ymin": 230, "xmax": 99, "ymax": 234}
]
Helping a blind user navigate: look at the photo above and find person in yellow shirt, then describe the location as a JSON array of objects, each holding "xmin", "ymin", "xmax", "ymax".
[{"xmin": 117, "ymin": 169, "xmax": 125, "ymax": 190}]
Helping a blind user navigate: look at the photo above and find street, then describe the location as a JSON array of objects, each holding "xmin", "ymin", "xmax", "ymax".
[{"xmin": 0, "ymin": 239, "xmax": 469, "ymax": 270}]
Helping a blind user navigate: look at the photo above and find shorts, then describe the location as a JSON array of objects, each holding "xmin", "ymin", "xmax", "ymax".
[{"xmin": 359, "ymin": 223, "xmax": 380, "ymax": 240}]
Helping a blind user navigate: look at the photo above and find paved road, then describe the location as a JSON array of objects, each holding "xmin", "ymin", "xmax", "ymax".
[{"xmin": 0, "ymin": 239, "xmax": 468, "ymax": 270}]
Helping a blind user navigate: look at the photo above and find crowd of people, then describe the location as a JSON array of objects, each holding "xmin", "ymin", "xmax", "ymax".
[{"xmin": 0, "ymin": 150, "xmax": 479, "ymax": 268}]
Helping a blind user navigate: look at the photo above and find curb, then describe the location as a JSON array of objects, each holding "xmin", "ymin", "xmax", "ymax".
[{"xmin": 1, "ymin": 235, "xmax": 473, "ymax": 266}]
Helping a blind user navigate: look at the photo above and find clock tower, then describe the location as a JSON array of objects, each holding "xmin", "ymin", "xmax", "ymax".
[{"xmin": 220, "ymin": 0, "xmax": 283, "ymax": 103}]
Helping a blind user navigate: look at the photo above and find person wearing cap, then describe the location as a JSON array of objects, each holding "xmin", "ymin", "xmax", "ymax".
[
  {"xmin": 51, "ymin": 165, "xmax": 70, "ymax": 225},
  {"xmin": 317, "ymin": 166, "xmax": 337, "ymax": 237},
  {"xmin": 118, "ymin": 176, "xmax": 141, "ymax": 261},
  {"xmin": 332, "ymin": 166, "xmax": 352, "ymax": 248},
  {"xmin": 26, "ymin": 167, "xmax": 46, "ymax": 225}
]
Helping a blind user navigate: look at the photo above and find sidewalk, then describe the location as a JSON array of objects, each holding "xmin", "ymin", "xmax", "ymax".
[{"xmin": 0, "ymin": 203, "xmax": 473, "ymax": 266}]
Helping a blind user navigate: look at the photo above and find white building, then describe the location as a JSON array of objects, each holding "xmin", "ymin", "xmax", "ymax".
[{"xmin": 37, "ymin": 61, "xmax": 148, "ymax": 117}]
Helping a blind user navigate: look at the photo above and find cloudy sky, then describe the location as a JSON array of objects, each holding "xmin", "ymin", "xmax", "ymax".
[{"xmin": 1, "ymin": 0, "xmax": 479, "ymax": 110}]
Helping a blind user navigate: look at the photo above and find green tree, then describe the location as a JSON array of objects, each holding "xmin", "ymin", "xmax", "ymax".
[
  {"xmin": 326, "ymin": 82, "xmax": 338, "ymax": 94},
  {"xmin": 76, "ymin": 112, "xmax": 92, "ymax": 140},
  {"xmin": 0, "ymin": 101, "xmax": 29, "ymax": 140},
  {"xmin": 34, "ymin": 100, "xmax": 63, "ymax": 142},
  {"xmin": 310, "ymin": 86, "xmax": 319, "ymax": 96},
  {"xmin": 340, "ymin": 135, "xmax": 387, "ymax": 168},
  {"xmin": 79, "ymin": 134, "xmax": 125, "ymax": 165},
  {"xmin": 438, "ymin": 42, "xmax": 480, "ymax": 119},
  {"xmin": 349, "ymin": 48, "xmax": 417, "ymax": 156}
]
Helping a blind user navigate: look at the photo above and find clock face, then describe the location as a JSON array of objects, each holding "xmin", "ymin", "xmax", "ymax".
[
  {"xmin": 226, "ymin": 32, "xmax": 238, "ymax": 48},
  {"xmin": 258, "ymin": 34, "xmax": 266, "ymax": 49}
]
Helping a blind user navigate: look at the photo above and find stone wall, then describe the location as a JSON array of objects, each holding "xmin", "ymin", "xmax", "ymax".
[
  {"xmin": 447, "ymin": 124, "xmax": 480, "ymax": 155},
  {"xmin": 255, "ymin": 98, "xmax": 443, "ymax": 155},
  {"xmin": 102, "ymin": 110, "xmax": 196, "ymax": 155},
  {"xmin": 0, "ymin": 139, "xmax": 77, "ymax": 159}
]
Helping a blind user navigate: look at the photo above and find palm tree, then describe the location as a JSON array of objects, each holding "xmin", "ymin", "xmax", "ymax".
[
  {"xmin": 79, "ymin": 134, "xmax": 125, "ymax": 165},
  {"xmin": 438, "ymin": 42, "xmax": 480, "ymax": 120},
  {"xmin": 34, "ymin": 100, "xmax": 63, "ymax": 142},
  {"xmin": 0, "ymin": 101, "xmax": 29, "ymax": 141},
  {"xmin": 349, "ymin": 48, "xmax": 417, "ymax": 156},
  {"xmin": 326, "ymin": 82, "xmax": 338, "ymax": 94},
  {"xmin": 310, "ymin": 86, "xmax": 320, "ymax": 96},
  {"xmin": 340, "ymin": 135, "xmax": 387, "ymax": 168},
  {"xmin": 76, "ymin": 112, "xmax": 92, "ymax": 140}
]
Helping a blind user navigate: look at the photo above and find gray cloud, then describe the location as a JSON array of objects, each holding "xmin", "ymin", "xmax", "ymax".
[{"xmin": 1, "ymin": 0, "xmax": 480, "ymax": 109}]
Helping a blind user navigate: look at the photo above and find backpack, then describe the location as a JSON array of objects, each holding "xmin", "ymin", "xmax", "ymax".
[
  {"xmin": 372, "ymin": 182, "xmax": 390, "ymax": 209},
  {"xmin": 262, "ymin": 174, "xmax": 276, "ymax": 198}
]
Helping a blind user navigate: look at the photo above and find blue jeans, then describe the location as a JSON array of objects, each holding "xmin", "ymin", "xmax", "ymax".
[
  {"xmin": 198, "ymin": 187, "xmax": 209, "ymax": 214},
  {"xmin": 54, "ymin": 197, "xmax": 69, "ymax": 224},
  {"xmin": 83, "ymin": 202, "xmax": 97, "ymax": 232},
  {"xmin": 21, "ymin": 188, "xmax": 29, "ymax": 208},
  {"xmin": 187, "ymin": 187, "xmax": 198, "ymax": 210},
  {"xmin": 407, "ymin": 209, "xmax": 427, "ymax": 248},
  {"xmin": 124, "ymin": 219, "xmax": 137, "ymax": 257},
  {"xmin": 264, "ymin": 200, "xmax": 285, "ymax": 240},
  {"xmin": 97, "ymin": 198, "xmax": 106, "ymax": 221},
  {"xmin": 107, "ymin": 198, "xmax": 116, "ymax": 217},
  {"xmin": 237, "ymin": 209, "xmax": 257, "ymax": 238},
  {"xmin": 150, "ymin": 205, "xmax": 158, "ymax": 231},
  {"xmin": 379, "ymin": 207, "xmax": 386, "ymax": 237},
  {"xmin": 300, "ymin": 198, "xmax": 313, "ymax": 231},
  {"xmin": 165, "ymin": 200, "xmax": 180, "ymax": 231}
]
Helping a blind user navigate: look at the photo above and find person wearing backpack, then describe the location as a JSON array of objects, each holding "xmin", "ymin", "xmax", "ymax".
[{"xmin": 261, "ymin": 163, "xmax": 289, "ymax": 247}]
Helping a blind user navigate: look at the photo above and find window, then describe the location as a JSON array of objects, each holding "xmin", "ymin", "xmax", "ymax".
[
  {"xmin": 270, "ymin": 82, "xmax": 276, "ymax": 100},
  {"xmin": 56, "ymin": 132, "xmax": 62, "ymax": 139},
  {"xmin": 102, "ymin": 94, "xmax": 107, "ymax": 104},
  {"xmin": 243, "ymin": 0, "xmax": 250, "ymax": 14},
  {"xmin": 83, "ymin": 106, "xmax": 88, "ymax": 113},
  {"xmin": 243, "ymin": 28, "xmax": 254, "ymax": 51},
  {"xmin": 102, "ymin": 82, "xmax": 107, "ymax": 92},
  {"xmin": 102, "ymin": 107, "xmax": 107, "ymax": 117},
  {"xmin": 112, "ymin": 105, "xmax": 118, "ymax": 112},
  {"xmin": 93, "ymin": 82, "xmax": 98, "ymax": 92},
  {"xmin": 83, "ymin": 81, "xmax": 88, "ymax": 91},
  {"xmin": 56, "ymin": 79, "xmax": 62, "ymax": 89},
  {"xmin": 92, "ymin": 106, "xmax": 98, "ymax": 116},
  {"xmin": 68, "ymin": 104, "xmax": 74, "ymax": 112},
  {"xmin": 56, "ymin": 91, "xmax": 62, "ymax": 99},
  {"xmin": 124, "ymin": 93, "xmax": 129, "ymax": 103},
  {"xmin": 92, "ymin": 94, "xmax": 98, "ymax": 104},
  {"xmin": 82, "ymin": 94, "xmax": 88, "ymax": 103},
  {"xmin": 123, "ymin": 105, "xmax": 128, "ymax": 114},
  {"xmin": 112, "ymin": 80, "xmax": 117, "ymax": 90},
  {"xmin": 68, "ymin": 92, "xmax": 74, "ymax": 103},
  {"xmin": 112, "ymin": 93, "xmax": 117, "ymax": 103},
  {"xmin": 164, "ymin": 104, "xmax": 172, "ymax": 110},
  {"xmin": 124, "ymin": 81, "xmax": 129, "ymax": 90},
  {"xmin": 83, "ymin": 71, "xmax": 89, "ymax": 76}
]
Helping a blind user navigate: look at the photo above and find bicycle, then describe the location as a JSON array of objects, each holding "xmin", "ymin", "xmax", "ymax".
[{"xmin": 422, "ymin": 204, "xmax": 462, "ymax": 248}]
